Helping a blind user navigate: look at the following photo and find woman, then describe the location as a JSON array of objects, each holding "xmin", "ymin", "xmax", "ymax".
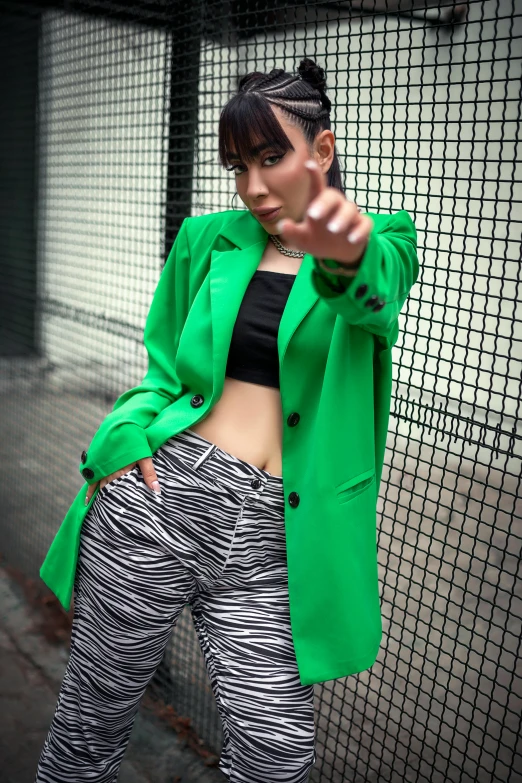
[{"xmin": 36, "ymin": 58, "xmax": 419, "ymax": 782}]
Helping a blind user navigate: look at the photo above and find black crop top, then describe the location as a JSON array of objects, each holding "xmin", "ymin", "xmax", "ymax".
[{"xmin": 225, "ymin": 270, "xmax": 296, "ymax": 389}]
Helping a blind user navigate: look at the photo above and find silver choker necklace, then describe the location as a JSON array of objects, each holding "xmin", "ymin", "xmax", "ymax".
[{"xmin": 269, "ymin": 233, "xmax": 305, "ymax": 258}]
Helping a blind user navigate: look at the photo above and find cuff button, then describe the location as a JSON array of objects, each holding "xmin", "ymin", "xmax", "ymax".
[
  {"xmin": 355, "ymin": 284, "xmax": 368, "ymax": 299},
  {"xmin": 373, "ymin": 300, "xmax": 386, "ymax": 312},
  {"xmin": 365, "ymin": 295, "xmax": 379, "ymax": 308},
  {"xmin": 80, "ymin": 450, "xmax": 88, "ymax": 464},
  {"xmin": 81, "ymin": 467, "xmax": 95, "ymax": 480}
]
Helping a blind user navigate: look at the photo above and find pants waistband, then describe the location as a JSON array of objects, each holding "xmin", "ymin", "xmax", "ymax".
[{"xmin": 160, "ymin": 428, "xmax": 284, "ymax": 503}]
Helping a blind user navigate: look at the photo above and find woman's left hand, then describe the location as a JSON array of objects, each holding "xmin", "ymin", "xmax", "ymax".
[{"xmin": 276, "ymin": 159, "xmax": 374, "ymax": 267}]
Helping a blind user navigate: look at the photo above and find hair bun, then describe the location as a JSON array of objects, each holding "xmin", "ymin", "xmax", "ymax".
[{"xmin": 298, "ymin": 57, "xmax": 327, "ymax": 93}]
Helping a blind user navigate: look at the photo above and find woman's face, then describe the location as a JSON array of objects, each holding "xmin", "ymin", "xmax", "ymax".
[{"xmin": 228, "ymin": 105, "xmax": 335, "ymax": 234}]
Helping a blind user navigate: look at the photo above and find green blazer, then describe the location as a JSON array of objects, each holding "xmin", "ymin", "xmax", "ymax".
[{"xmin": 40, "ymin": 207, "xmax": 418, "ymax": 686}]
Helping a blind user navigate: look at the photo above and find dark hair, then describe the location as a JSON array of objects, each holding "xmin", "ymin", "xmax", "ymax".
[{"xmin": 218, "ymin": 58, "xmax": 345, "ymax": 193}]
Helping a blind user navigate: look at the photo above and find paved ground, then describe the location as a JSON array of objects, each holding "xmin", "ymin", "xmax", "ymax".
[{"xmin": 0, "ymin": 563, "xmax": 225, "ymax": 783}]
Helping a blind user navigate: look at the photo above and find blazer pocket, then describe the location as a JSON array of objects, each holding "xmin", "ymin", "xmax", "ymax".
[{"xmin": 335, "ymin": 468, "xmax": 376, "ymax": 505}]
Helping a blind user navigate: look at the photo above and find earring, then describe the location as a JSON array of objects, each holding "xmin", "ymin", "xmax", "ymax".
[{"xmin": 231, "ymin": 192, "xmax": 238, "ymax": 209}]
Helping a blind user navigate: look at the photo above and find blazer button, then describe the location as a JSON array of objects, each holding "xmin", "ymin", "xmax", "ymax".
[
  {"xmin": 288, "ymin": 491, "xmax": 300, "ymax": 508},
  {"xmin": 287, "ymin": 412, "xmax": 300, "ymax": 427},
  {"xmin": 251, "ymin": 478, "xmax": 262, "ymax": 489},
  {"xmin": 365, "ymin": 295, "xmax": 379, "ymax": 308},
  {"xmin": 355, "ymin": 284, "xmax": 368, "ymax": 299},
  {"xmin": 80, "ymin": 450, "xmax": 87, "ymax": 464},
  {"xmin": 373, "ymin": 300, "xmax": 386, "ymax": 312},
  {"xmin": 81, "ymin": 467, "xmax": 95, "ymax": 480},
  {"xmin": 190, "ymin": 394, "xmax": 204, "ymax": 408}
]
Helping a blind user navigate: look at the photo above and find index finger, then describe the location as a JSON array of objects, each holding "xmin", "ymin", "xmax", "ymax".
[{"xmin": 304, "ymin": 159, "xmax": 327, "ymax": 210}]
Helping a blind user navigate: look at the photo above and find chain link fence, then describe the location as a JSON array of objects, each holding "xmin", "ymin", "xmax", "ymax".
[{"xmin": 0, "ymin": 1, "xmax": 520, "ymax": 781}]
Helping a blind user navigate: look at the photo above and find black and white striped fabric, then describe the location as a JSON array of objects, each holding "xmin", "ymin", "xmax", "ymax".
[{"xmin": 35, "ymin": 428, "xmax": 317, "ymax": 782}]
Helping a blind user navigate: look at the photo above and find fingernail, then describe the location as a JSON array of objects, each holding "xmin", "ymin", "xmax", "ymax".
[
  {"xmin": 151, "ymin": 480, "xmax": 161, "ymax": 494},
  {"xmin": 308, "ymin": 206, "xmax": 322, "ymax": 219},
  {"xmin": 85, "ymin": 497, "xmax": 89, "ymax": 505},
  {"xmin": 348, "ymin": 230, "xmax": 361, "ymax": 243},
  {"xmin": 305, "ymin": 160, "xmax": 315, "ymax": 169},
  {"xmin": 327, "ymin": 221, "xmax": 341, "ymax": 232},
  {"xmin": 276, "ymin": 219, "xmax": 285, "ymax": 233}
]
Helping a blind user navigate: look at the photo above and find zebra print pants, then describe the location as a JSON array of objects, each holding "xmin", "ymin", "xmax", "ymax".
[{"xmin": 35, "ymin": 428, "xmax": 317, "ymax": 783}]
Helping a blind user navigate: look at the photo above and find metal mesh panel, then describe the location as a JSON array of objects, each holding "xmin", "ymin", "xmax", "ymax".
[{"xmin": 0, "ymin": 1, "xmax": 520, "ymax": 781}]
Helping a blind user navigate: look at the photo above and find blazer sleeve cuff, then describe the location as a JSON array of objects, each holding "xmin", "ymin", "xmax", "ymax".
[
  {"xmin": 78, "ymin": 422, "xmax": 153, "ymax": 484},
  {"xmin": 310, "ymin": 225, "xmax": 384, "ymax": 311}
]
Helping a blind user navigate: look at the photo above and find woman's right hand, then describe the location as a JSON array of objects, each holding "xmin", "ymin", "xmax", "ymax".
[{"xmin": 84, "ymin": 457, "xmax": 161, "ymax": 505}]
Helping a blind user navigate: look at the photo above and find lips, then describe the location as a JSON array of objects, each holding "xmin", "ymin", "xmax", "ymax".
[{"xmin": 255, "ymin": 207, "xmax": 281, "ymax": 221}]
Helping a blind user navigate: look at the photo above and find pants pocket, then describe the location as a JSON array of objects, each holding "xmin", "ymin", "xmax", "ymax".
[{"xmin": 97, "ymin": 464, "xmax": 140, "ymax": 498}]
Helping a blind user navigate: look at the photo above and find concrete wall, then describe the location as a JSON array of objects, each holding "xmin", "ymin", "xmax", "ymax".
[{"xmin": 37, "ymin": 11, "xmax": 169, "ymax": 399}]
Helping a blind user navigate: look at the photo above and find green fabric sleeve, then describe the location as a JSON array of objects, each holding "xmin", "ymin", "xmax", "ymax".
[{"xmin": 311, "ymin": 209, "xmax": 419, "ymax": 349}]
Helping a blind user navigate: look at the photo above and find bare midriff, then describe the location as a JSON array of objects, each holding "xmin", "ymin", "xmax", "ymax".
[
  {"xmin": 189, "ymin": 378, "xmax": 285, "ymax": 477},
  {"xmin": 188, "ymin": 244, "xmax": 302, "ymax": 479}
]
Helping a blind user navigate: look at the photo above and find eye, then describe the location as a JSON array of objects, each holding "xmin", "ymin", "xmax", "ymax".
[
  {"xmin": 225, "ymin": 154, "xmax": 284, "ymax": 176},
  {"xmin": 226, "ymin": 163, "xmax": 245, "ymax": 175},
  {"xmin": 264, "ymin": 154, "xmax": 283, "ymax": 166}
]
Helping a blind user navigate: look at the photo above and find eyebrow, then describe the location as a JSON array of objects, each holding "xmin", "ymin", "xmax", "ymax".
[{"xmin": 227, "ymin": 142, "xmax": 274, "ymax": 162}]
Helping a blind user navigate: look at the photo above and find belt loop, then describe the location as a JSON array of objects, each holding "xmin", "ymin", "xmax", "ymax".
[{"xmin": 191, "ymin": 443, "xmax": 217, "ymax": 471}]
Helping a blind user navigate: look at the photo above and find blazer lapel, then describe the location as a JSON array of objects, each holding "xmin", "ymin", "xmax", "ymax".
[{"xmin": 209, "ymin": 210, "xmax": 320, "ymax": 395}]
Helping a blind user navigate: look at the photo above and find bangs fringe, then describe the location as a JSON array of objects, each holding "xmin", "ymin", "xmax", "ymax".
[{"xmin": 218, "ymin": 93, "xmax": 295, "ymax": 167}]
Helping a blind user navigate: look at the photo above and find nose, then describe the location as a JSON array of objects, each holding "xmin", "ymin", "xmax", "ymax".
[{"xmin": 245, "ymin": 166, "xmax": 268, "ymax": 200}]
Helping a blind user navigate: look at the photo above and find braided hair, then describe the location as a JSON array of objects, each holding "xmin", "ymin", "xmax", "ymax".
[{"xmin": 218, "ymin": 58, "xmax": 344, "ymax": 193}]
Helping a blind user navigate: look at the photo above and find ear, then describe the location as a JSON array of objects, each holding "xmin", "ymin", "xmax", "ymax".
[{"xmin": 314, "ymin": 129, "xmax": 335, "ymax": 175}]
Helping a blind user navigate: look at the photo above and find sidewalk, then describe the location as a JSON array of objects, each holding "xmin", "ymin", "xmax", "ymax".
[{"xmin": 0, "ymin": 562, "xmax": 225, "ymax": 783}]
